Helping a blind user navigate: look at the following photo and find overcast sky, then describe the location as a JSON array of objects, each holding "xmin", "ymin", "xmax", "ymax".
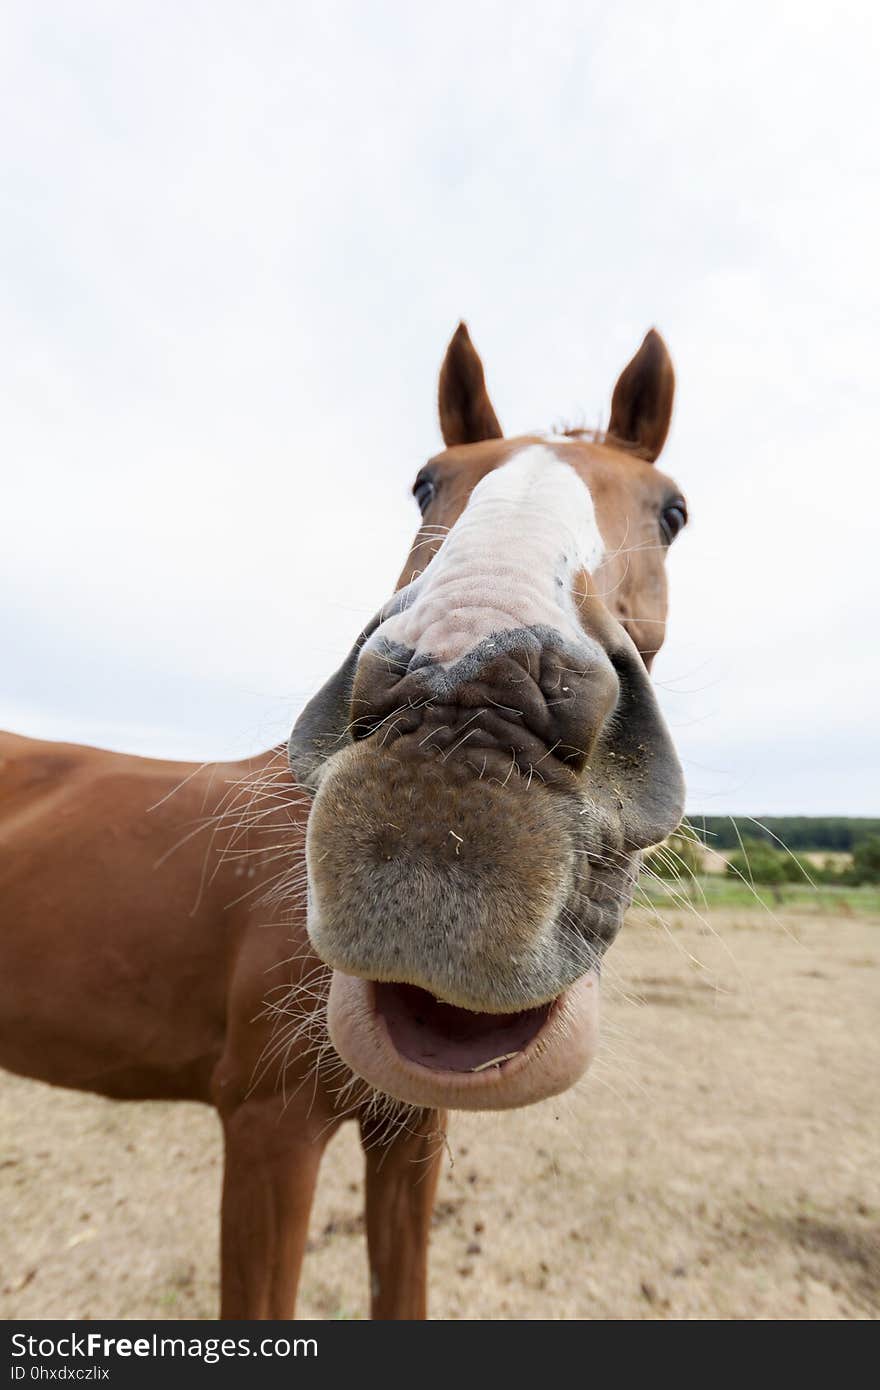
[{"xmin": 2, "ymin": 1, "xmax": 878, "ymax": 815}]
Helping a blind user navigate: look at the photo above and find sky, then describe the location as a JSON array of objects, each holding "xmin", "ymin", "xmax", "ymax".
[{"xmin": 2, "ymin": 1, "xmax": 878, "ymax": 815}]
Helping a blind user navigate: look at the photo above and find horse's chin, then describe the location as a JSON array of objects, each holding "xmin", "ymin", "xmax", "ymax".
[{"xmin": 326, "ymin": 970, "xmax": 599, "ymax": 1112}]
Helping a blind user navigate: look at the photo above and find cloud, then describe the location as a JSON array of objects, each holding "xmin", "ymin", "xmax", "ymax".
[{"xmin": 2, "ymin": 1, "xmax": 877, "ymax": 811}]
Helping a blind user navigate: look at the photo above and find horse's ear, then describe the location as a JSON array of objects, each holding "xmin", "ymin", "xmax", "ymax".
[
  {"xmin": 438, "ymin": 322, "xmax": 503, "ymax": 447},
  {"xmin": 608, "ymin": 329, "xmax": 675, "ymax": 462}
]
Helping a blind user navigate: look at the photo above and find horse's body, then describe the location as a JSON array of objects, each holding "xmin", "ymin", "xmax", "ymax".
[
  {"xmin": 0, "ymin": 731, "xmax": 441, "ymax": 1318},
  {"xmin": 1, "ymin": 324, "xmax": 688, "ymax": 1318}
]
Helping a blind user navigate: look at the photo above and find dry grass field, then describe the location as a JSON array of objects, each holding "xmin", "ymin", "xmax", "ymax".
[{"xmin": 2, "ymin": 904, "xmax": 878, "ymax": 1320}]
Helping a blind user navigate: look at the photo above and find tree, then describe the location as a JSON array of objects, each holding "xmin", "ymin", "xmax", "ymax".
[
  {"xmin": 848, "ymin": 836, "xmax": 880, "ymax": 885},
  {"xmin": 725, "ymin": 839, "xmax": 789, "ymax": 885},
  {"xmin": 644, "ymin": 827, "xmax": 704, "ymax": 881}
]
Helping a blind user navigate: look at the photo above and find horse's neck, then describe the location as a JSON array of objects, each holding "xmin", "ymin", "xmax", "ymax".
[{"xmin": 196, "ymin": 744, "xmax": 309, "ymax": 897}]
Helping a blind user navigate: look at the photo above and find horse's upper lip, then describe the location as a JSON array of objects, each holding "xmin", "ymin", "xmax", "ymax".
[{"xmin": 326, "ymin": 970, "xmax": 600, "ymax": 1111}]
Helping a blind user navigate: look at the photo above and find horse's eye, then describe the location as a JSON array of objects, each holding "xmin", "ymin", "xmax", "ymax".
[
  {"xmin": 413, "ymin": 474, "xmax": 437, "ymax": 514},
  {"xmin": 660, "ymin": 499, "xmax": 687, "ymax": 544}
]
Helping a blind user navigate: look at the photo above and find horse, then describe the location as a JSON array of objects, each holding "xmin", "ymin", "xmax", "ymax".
[{"xmin": 0, "ymin": 322, "xmax": 688, "ymax": 1319}]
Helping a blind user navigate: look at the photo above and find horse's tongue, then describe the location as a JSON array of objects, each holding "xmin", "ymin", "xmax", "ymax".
[{"xmin": 374, "ymin": 982, "xmax": 551, "ymax": 1072}]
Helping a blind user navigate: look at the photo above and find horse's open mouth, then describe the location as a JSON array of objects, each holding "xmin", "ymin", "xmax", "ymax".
[
  {"xmin": 375, "ymin": 982, "xmax": 553, "ymax": 1072},
  {"xmin": 326, "ymin": 970, "xmax": 599, "ymax": 1111}
]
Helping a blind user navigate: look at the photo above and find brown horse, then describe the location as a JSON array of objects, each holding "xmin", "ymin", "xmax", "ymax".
[{"xmin": 0, "ymin": 323, "xmax": 688, "ymax": 1319}]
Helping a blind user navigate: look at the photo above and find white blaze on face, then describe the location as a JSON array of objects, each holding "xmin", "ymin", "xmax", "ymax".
[{"xmin": 369, "ymin": 444, "xmax": 606, "ymax": 667}]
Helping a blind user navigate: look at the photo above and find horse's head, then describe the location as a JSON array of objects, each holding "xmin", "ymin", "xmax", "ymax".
[{"xmin": 289, "ymin": 324, "xmax": 687, "ymax": 1111}]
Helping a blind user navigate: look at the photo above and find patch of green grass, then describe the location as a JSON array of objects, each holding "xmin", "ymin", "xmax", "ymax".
[{"xmin": 637, "ymin": 873, "xmax": 880, "ymax": 918}]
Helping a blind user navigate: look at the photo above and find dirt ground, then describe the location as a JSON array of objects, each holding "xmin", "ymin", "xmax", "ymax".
[{"xmin": 2, "ymin": 907, "xmax": 878, "ymax": 1321}]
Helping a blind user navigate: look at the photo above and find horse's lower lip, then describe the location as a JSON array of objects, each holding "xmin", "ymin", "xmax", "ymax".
[{"xmin": 326, "ymin": 970, "xmax": 600, "ymax": 1111}]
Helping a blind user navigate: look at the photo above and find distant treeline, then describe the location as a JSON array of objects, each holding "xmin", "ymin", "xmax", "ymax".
[{"xmin": 687, "ymin": 817, "xmax": 880, "ymax": 852}]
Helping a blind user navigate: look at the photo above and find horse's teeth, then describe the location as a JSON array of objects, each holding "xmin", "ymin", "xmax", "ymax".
[{"xmin": 470, "ymin": 1051, "xmax": 520, "ymax": 1072}]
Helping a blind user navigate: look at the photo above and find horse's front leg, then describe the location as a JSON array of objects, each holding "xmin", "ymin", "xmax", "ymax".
[
  {"xmin": 360, "ymin": 1106, "xmax": 447, "ymax": 1320},
  {"xmin": 217, "ymin": 1096, "xmax": 339, "ymax": 1320}
]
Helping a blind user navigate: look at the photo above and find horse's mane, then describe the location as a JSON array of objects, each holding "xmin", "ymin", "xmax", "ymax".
[
  {"xmin": 553, "ymin": 424, "xmax": 606, "ymax": 442},
  {"xmin": 552, "ymin": 424, "xmax": 646, "ymax": 457}
]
